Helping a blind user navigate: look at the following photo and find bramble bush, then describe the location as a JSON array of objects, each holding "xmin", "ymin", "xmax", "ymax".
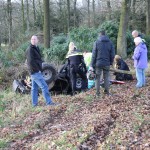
[
  {"xmin": 69, "ymin": 27, "xmax": 98, "ymax": 52},
  {"xmin": 0, "ymin": 42, "xmax": 29, "ymax": 67},
  {"xmin": 1, "ymin": 23, "xmax": 149, "ymax": 67},
  {"xmin": 43, "ymin": 33, "xmax": 69, "ymax": 63},
  {"xmin": 98, "ymin": 20, "xmax": 119, "ymax": 49}
]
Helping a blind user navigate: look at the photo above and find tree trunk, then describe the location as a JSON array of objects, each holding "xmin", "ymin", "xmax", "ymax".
[
  {"xmin": 130, "ymin": 0, "xmax": 136, "ymax": 30},
  {"xmin": 67, "ymin": 0, "xmax": 70, "ymax": 32},
  {"xmin": 33, "ymin": 0, "xmax": 36, "ymax": 24},
  {"xmin": 7, "ymin": 0, "xmax": 12, "ymax": 47},
  {"xmin": 106, "ymin": 0, "xmax": 111, "ymax": 20},
  {"xmin": 38, "ymin": 0, "xmax": 43, "ymax": 30},
  {"xmin": 43, "ymin": 0, "xmax": 50, "ymax": 48},
  {"xmin": 117, "ymin": 0, "xmax": 131, "ymax": 58},
  {"xmin": 21, "ymin": 0, "xmax": 26, "ymax": 33},
  {"xmin": 131, "ymin": 0, "xmax": 136, "ymax": 12},
  {"xmin": 146, "ymin": 0, "xmax": 150, "ymax": 35},
  {"xmin": 0, "ymin": 35, "xmax": 1, "ymax": 50},
  {"xmin": 92, "ymin": 0, "xmax": 96, "ymax": 27},
  {"xmin": 110, "ymin": 68, "xmax": 134, "ymax": 75},
  {"xmin": 87, "ymin": 0, "xmax": 90, "ymax": 27},
  {"xmin": 26, "ymin": 0, "xmax": 30, "ymax": 33},
  {"xmin": 110, "ymin": 68, "xmax": 150, "ymax": 77},
  {"xmin": 73, "ymin": 0, "xmax": 77, "ymax": 27}
]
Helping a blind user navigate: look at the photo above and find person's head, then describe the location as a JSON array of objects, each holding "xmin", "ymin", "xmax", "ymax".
[
  {"xmin": 68, "ymin": 42, "xmax": 76, "ymax": 53},
  {"xmin": 99, "ymin": 30, "xmax": 105, "ymax": 36},
  {"xmin": 114, "ymin": 55, "xmax": 121, "ymax": 63},
  {"xmin": 31, "ymin": 35, "xmax": 38, "ymax": 46},
  {"xmin": 134, "ymin": 37, "xmax": 142, "ymax": 46},
  {"xmin": 132, "ymin": 30, "xmax": 139, "ymax": 38},
  {"xmin": 114, "ymin": 55, "xmax": 121, "ymax": 69},
  {"xmin": 114, "ymin": 55, "xmax": 121, "ymax": 61}
]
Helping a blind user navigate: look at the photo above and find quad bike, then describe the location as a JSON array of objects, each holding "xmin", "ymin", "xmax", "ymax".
[{"xmin": 13, "ymin": 62, "xmax": 86, "ymax": 95}]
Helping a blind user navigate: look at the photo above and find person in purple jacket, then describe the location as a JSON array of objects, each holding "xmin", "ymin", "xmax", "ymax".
[{"xmin": 132, "ymin": 37, "xmax": 148, "ymax": 88}]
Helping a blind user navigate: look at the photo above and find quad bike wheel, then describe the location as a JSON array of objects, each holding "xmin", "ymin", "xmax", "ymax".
[{"xmin": 42, "ymin": 63, "xmax": 57, "ymax": 89}]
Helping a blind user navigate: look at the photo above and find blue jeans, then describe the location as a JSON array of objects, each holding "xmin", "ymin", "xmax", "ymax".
[
  {"xmin": 135, "ymin": 68, "xmax": 146, "ymax": 88},
  {"xmin": 31, "ymin": 72, "xmax": 52, "ymax": 106}
]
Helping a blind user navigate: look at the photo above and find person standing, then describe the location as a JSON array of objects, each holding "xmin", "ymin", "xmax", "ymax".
[
  {"xmin": 132, "ymin": 30, "xmax": 146, "ymax": 43},
  {"xmin": 83, "ymin": 51, "xmax": 92, "ymax": 69},
  {"xmin": 26, "ymin": 35, "xmax": 57, "ymax": 107},
  {"xmin": 90, "ymin": 30, "xmax": 115, "ymax": 96},
  {"xmin": 132, "ymin": 37, "xmax": 148, "ymax": 88},
  {"xmin": 66, "ymin": 42, "xmax": 87, "ymax": 94}
]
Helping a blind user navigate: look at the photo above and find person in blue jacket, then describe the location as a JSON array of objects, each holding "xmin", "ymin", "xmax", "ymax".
[{"xmin": 132, "ymin": 37, "xmax": 148, "ymax": 88}]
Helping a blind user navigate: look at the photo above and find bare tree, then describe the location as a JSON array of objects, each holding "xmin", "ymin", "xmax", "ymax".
[
  {"xmin": 26, "ymin": 0, "xmax": 30, "ymax": 32},
  {"xmin": 73, "ymin": 0, "xmax": 77, "ymax": 27},
  {"xmin": 21, "ymin": 0, "xmax": 26, "ymax": 33},
  {"xmin": 32, "ymin": 0, "xmax": 36, "ymax": 24},
  {"xmin": 131, "ymin": 0, "xmax": 136, "ymax": 12},
  {"xmin": 117, "ymin": 0, "xmax": 131, "ymax": 58},
  {"xmin": 87, "ymin": 0, "xmax": 90, "ymax": 27},
  {"xmin": 130, "ymin": 0, "xmax": 136, "ymax": 30},
  {"xmin": 146, "ymin": 0, "xmax": 150, "ymax": 35},
  {"xmin": 38, "ymin": 0, "xmax": 43, "ymax": 30},
  {"xmin": 67, "ymin": 0, "xmax": 70, "ymax": 32},
  {"xmin": 43, "ymin": 0, "xmax": 50, "ymax": 48},
  {"xmin": 106, "ymin": 0, "xmax": 111, "ymax": 20},
  {"xmin": 7, "ymin": 0, "xmax": 12, "ymax": 47},
  {"xmin": 92, "ymin": 0, "xmax": 95, "ymax": 27}
]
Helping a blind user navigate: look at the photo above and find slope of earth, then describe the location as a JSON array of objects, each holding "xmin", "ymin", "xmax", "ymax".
[{"xmin": 0, "ymin": 78, "xmax": 150, "ymax": 150}]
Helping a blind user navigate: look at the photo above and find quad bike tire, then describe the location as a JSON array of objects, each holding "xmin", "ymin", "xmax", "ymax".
[{"xmin": 42, "ymin": 63, "xmax": 57, "ymax": 89}]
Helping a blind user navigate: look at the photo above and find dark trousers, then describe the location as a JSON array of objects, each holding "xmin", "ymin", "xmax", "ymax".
[
  {"xmin": 95, "ymin": 66, "xmax": 110, "ymax": 95},
  {"xmin": 70, "ymin": 66, "xmax": 87, "ymax": 92}
]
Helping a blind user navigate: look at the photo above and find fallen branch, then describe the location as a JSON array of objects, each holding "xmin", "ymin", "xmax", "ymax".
[
  {"xmin": 109, "ymin": 68, "xmax": 135, "ymax": 75},
  {"xmin": 109, "ymin": 68, "xmax": 150, "ymax": 77}
]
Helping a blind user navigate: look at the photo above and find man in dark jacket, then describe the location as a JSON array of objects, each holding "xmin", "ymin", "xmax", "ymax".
[
  {"xmin": 26, "ymin": 35, "xmax": 57, "ymax": 107},
  {"xmin": 91, "ymin": 30, "xmax": 115, "ymax": 96}
]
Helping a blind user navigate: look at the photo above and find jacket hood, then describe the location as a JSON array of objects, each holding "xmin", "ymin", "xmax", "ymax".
[{"xmin": 98, "ymin": 35, "xmax": 110, "ymax": 42}]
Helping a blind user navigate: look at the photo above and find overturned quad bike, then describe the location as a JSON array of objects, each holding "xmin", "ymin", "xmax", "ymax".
[{"xmin": 13, "ymin": 62, "xmax": 87, "ymax": 95}]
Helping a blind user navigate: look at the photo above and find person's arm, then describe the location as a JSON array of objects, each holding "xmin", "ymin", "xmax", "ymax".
[
  {"xmin": 132, "ymin": 47, "xmax": 141, "ymax": 60},
  {"xmin": 91, "ymin": 41, "xmax": 97, "ymax": 68},
  {"xmin": 28, "ymin": 48, "xmax": 38, "ymax": 70},
  {"xmin": 80, "ymin": 55, "xmax": 87, "ymax": 73}
]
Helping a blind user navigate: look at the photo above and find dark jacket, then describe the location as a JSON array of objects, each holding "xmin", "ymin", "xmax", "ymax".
[
  {"xmin": 117, "ymin": 59, "xmax": 130, "ymax": 71},
  {"xmin": 67, "ymin": 49, "xmax": 86, "ymax": 68},
  {"xmin": 26, "ymin": 44, "xmax": 43, "ymax": 74},
  {"xmin": 114, "ymin": 59, "xmax": 133, "ymax": 81},
  {"xmin": 91, "ymin": 35, "xmax": 115, "ymax": 68},
  {"xmin": 67, "ymin": 49, "xmax": 87, "ymax": 75}
]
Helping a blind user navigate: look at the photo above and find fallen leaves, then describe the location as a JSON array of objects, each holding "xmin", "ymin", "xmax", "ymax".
[{"xmin": 0, "ymin": 75, "xmax": 150, "ymax": 150}]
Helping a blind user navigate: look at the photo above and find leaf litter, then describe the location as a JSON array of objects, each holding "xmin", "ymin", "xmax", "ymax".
[{"xmin": 0, "ymin": 77, "xmax": 150, "ymax": 150}]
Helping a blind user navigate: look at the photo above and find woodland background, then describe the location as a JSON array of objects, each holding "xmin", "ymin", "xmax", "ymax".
[
  {"xmin": 0, "ymin": 1, "xmax": 150, "ymax": 149},
  {"xmin": 0, "ymin": 0, "xmax": 150, "ymax": 67}
]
